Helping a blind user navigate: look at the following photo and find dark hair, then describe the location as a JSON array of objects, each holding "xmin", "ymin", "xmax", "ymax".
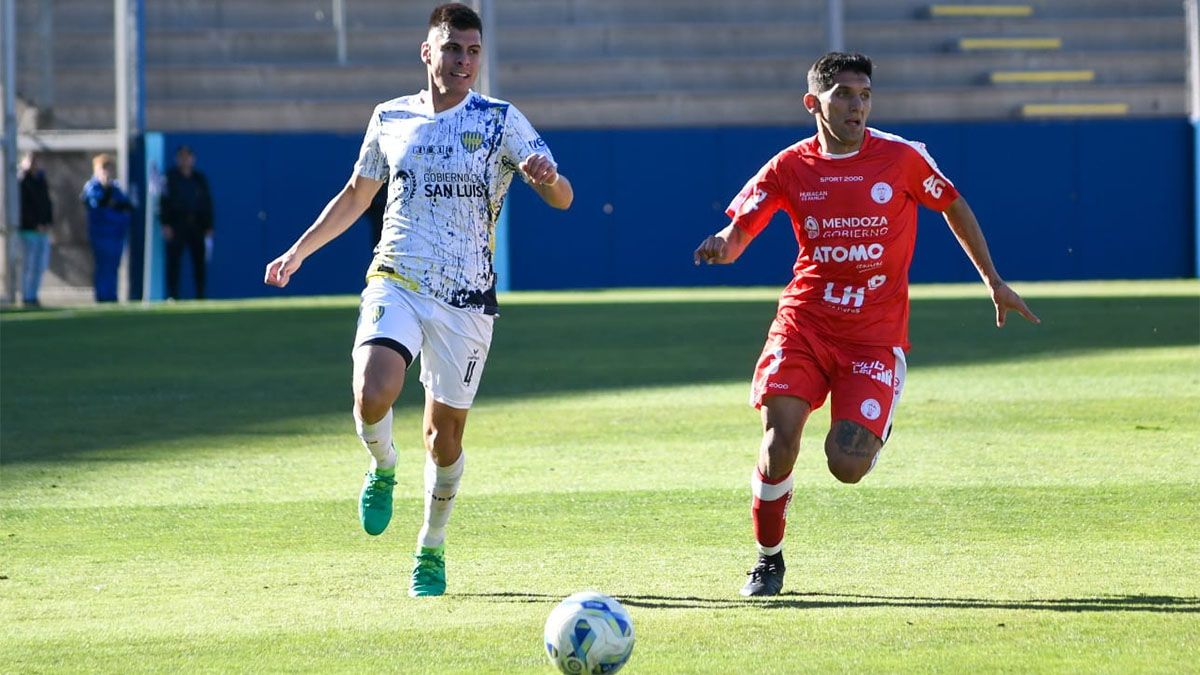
[
  {"xmin": 807, "ymin": 52, "xmax": 873, "ymax": 93},
  {"xmin": 429, "ymin": 3, "xmax": 483, "ymax": 35}
]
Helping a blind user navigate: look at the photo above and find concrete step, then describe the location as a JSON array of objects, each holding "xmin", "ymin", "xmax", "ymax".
[
  {"xmin": 355, "ymin": 0, "xmax": 824, "ymax": 27},
  {"xmin": 879, "ymin": 50, "xmax": 1185, "ymax": 85},
  {"xmin": 18, "ymin": 0, "xmax": 1184, "ymax": 32},
  {"xmin": 513, "ymin": 82, "xmax": 1186, "ymax": 127},
  {"xmin": 15, "ymin": 1, "xmax": 1187, "ymax": 130},
  {"xmin": 1020, "ymin": 102, "xmax": 1131, "ymax": 117},
  {"xmin": 496, "ymin": 51, "xmax": 1184, "ymax": 95},
  {"xmin": 928, "ymin": 5, "xmax": 1036, "ymax": 19},
  {"xmin": 22, "ymin": 0, "xmax": 825, "ymax": 31},
  {"xmin": 845, "ymin": 0, "xmax": 1182, "ymax": 19},
  {"xmin": 848, "ymin": 16, "xmax": 1186, "ymax": 53},
  {"xmin": 23, "ymin": 0, "xmax": 339, "ymax": 31},
  {"xmin": 45, "ymin": 81, "xmax": 1184, "ymax": 132},
  {"xmin": 20, "ymin": 22, "xmax": 821, "ymax": 67},
  {"xmin": 368, "ymin": 21, "xmax": 822, "ymax": 60},
  {"xmin": 21, "ymin": 14, "xmax": 1183, "ymax": 72},
  {"xmin": 24, "ymin": 0, "xmax": 826, "ymax": 30},
  {"xmin": 19, "ymin": 28, "xmax": 347, "ymax": 66},
  {"xmin": 990, "ymin": 69, "xmax": 1096, "ymax": 84},
  {"xmin": 27, "ymin": 48, "xmax": 1183, "ymax": 106},
  {"xmin": 958, "ymin": 37, "xmax": 1064, "ymax": 50}
]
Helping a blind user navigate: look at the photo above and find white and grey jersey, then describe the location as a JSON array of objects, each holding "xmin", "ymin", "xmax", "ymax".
[{"xmin": 353, "ymin": 90, "xmax": 551, "ymax": 315}]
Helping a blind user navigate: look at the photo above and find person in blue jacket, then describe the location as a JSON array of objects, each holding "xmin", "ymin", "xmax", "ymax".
[{"xmin": 81, "ymin": 154, "xmax": 133, "ymax": 302}]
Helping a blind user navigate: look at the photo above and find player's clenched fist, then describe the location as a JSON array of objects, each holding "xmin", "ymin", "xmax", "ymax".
[
  {"xmin": 519, "ymin": 153, "xmax": 559, "ymax": 186},
  {"xmin": 264, "ymin": 252, "xmax": 302, "ymax": 288},
  {"xmin": 694, "ymin": 234, "xmax": 729, "ymax": 265}
]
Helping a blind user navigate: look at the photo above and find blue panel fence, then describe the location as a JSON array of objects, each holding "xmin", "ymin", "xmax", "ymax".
[{"xmin": 151, "ymin": 118, "xmax": 1195, "ymax": 300}]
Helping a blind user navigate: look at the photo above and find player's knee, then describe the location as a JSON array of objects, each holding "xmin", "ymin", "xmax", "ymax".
[
  {"xmin": 759, "ymin": 431, "xmax": 802, "ymax": 480},
  {"xmin": 825, "ymin": 453, "xmax": 871, "ymax": 484},
  {"xmin": 763, "ymin": 427, "xmax": 802, "ymax": 459},
  {"xmin": 424, "ymin": 418, "xmax": 465, "ymax": 454},
  {"xmin": 354, "ymin": 382, "xmax": 393, "ymax": 423},
  {"xmin": 823, "ymin": 439, "xmax": 876, "ymax": 484},
  {"xmin": 824, "ymin": 421, "xmax": 881, "ymax": 484}
]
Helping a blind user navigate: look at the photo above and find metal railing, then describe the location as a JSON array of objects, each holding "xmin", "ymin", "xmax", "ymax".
[{"xmin": 1187, "ymin": 0, "xmax": 1199, "ymax": 122}]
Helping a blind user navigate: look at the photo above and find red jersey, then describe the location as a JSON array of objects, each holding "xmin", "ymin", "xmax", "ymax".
[{"xmin": 727, "ymin": 128, "xmax": 960, "ymax": 350}]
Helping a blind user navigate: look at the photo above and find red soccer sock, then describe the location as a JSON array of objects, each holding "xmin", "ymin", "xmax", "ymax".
[{"xmin": 751, "ymin": 468, "xmax": 794, "ymax": 556}]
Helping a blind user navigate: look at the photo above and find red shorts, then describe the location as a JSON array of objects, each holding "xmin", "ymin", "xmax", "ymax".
[{"xmin": 750, "ymin": 323, "xmax": 907, "ymax": 442}]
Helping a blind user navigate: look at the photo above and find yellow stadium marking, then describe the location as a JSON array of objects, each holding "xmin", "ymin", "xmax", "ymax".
[
  {"xmin": 991, "ymin": 70, "xmax": 1096, "ymax": 83},
  {"xmin": 931, "ymin": 5, "xmax": 1034, "ymax": 17},
  {"xmin": 959, "ymin": 37, "xmax": 1063, "ymax": 50},
  {"xmin": 1020, "ymin": 103, "xmax": 1130, "ymax": 117}
]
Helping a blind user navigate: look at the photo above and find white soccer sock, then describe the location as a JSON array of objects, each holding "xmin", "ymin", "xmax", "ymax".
[
  {"xmin": 417, "ymin": 451, "xmax": 465, "ymax": 549},
  {"xmin": 354, "ymin": 408, "xmax": 396, "ymax": 471}
]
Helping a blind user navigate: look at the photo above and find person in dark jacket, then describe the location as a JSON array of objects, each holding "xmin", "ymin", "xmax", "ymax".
[
  {"xmin": 81, "ymin": 154, "xmax": 133, "ymax": 303},
  {"xmin": 19, "ymin": 152, "xmax": 54, "ymax": 307},
  {"xmin": 160, "ymin": 145, "xmax": 214, "ymax": 299}
]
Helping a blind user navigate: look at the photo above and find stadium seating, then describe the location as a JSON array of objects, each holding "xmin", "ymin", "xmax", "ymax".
[{"xmin": 14, "ymin": 0, "xmax": 1189, "ymax": 130}]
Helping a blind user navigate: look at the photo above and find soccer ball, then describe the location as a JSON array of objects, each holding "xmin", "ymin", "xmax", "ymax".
[{"xmin": 543, "ymin": 591, "xmax": 635, "ymax": 674}]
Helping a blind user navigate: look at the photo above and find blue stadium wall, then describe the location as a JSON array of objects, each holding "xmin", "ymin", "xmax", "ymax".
[{"xmin": 146, "ymin": 118, "xmax": 1195, "ymax": 299}]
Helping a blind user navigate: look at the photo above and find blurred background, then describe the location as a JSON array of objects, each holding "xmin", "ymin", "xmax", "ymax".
[{"xmin": 1, "ymin": 0, "xmax": 1196, "ymax": 305}]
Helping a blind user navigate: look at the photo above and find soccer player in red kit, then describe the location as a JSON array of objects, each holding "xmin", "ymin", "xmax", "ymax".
[{"xmin": 694, "ymin": 52, "xmax": 1040, "ymax": 597}]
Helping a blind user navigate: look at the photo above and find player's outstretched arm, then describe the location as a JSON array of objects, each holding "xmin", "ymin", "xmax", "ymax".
[
  {"xmin": 941, "ymin": 196, "xmax": 1041, "ymax": 327},
  {"xmin": 520, "ymin": 154, "xmax": 573, "ymax": 209},
  {"xmin": 264, "ymin": 175, "xmax": 383, "ymax": 288},
  {"xmin": 693, "ymin": 223, "xmax": 752, "ymax": 265}
]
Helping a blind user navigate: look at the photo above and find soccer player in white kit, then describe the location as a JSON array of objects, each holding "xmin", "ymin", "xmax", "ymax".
[{"xmin": 264, "ymin": 3, "xmax": 573, "ymax": 597}]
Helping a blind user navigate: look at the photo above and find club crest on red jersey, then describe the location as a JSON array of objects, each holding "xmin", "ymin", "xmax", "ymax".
[{"xmin": 804, "ymin": 216, "xmax": 819, "ymax": 238}]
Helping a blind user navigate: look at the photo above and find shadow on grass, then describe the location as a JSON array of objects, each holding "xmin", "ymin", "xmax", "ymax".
[
  {"xmin": 1, "ymin": 293, "xmax": 1196, "ymax": 462},
  {"xmin": 460, "ymin": 591, "xmax": 1200, "ymax": 614}
]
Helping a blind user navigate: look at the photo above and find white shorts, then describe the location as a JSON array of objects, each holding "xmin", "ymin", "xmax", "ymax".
[{"xmin": 353, "ymin": 278, "xmax": 495, "ymax": 409}]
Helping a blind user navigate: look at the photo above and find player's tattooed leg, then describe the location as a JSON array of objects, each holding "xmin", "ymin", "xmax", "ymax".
[{"xmin": 824, "ymin": 420, "xmax": 882, "ymax": 484}]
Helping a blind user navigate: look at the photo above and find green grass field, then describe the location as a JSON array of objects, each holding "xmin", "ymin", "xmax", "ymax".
[{"xmin": 2, "ymin": 280, "xmax": 1198, "ymax": 673}]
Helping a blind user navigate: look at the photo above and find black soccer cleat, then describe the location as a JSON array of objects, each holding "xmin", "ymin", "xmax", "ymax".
[{"xmin": 740, "ymin": 552, "xmax": 786, "ymax": 597}]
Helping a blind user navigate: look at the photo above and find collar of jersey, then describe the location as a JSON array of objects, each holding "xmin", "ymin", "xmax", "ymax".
[
  {"xmin": 815, "ymin": 127, "xmax": 870, "ymax": 160},
  {"xmin": 419, "ymin": 89, "xmax": 476, "ymax": 117},
  {"xmin": 820, "ymin": 148, "xmax": 861, "ymax": 160}
]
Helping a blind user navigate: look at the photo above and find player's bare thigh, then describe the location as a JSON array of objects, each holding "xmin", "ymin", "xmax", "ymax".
[
  {"xmin": 352, "ymin": 343, "xmax": 409, "ymax": 423},
  {"xmin": 824, "ymin": 420, "xmax": 882, "ymax": 484},
  {"xmin": 758, "ymin": 395, "xmax": 813, "ymax": 480}
]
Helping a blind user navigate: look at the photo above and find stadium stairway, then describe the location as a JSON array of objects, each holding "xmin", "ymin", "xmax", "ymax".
[{"xmin": 14, "ymin": 0, "xmax": 1188, "ymax": 130}]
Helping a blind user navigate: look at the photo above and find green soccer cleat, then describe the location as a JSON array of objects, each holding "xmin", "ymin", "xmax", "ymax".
[
  {"xmin": 409, "ymin": 545, "xmax": 446, "ymax": 597},
  {"xmin": 358, "ymin": 470, "xmax": 396, "ymax": 536}
]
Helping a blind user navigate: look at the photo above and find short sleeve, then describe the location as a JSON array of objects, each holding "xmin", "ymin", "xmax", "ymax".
[
  {"xmin": 353, "ymin": 107, "xmax": 389, "ymax": 181},
  {"xmin": 903, "ymin": 142, "xmax": 959, "ymax": 211},
  {"xmin": 726, "ymin": 159, "xmax": 786, "ymax": 238},
  {"xmin": 501, "ymin": 105, "xmax": 553, "ymax": 180}
]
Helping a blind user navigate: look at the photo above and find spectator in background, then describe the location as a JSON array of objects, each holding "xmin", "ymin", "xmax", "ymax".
[
  {"xmin": 18, "ymin": 152, "xmax": 54, "ymax": 308},
  {"xmin": 81, "ymin": 154, "xmax": 133, "ymax": 303},
  {"xmin": 160, "ymin": 145, "xmax": 214, "ymax": 299}
]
